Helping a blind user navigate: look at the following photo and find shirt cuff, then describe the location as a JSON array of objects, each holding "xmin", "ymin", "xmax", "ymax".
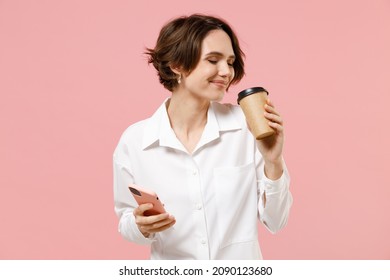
[{"xmin": 261, "ymin": 162, "xmax": 287, "ymax": 193}]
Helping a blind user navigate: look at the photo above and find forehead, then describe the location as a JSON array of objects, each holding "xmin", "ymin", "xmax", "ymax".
[{"xmin": 201, "ymin": 29, "xmax": 235, "ymax": 57}]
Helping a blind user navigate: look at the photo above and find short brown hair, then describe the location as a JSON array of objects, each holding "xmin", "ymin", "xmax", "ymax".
[{"xmin": 145, "ymin": 14, "xmax": 245, "ymax": 92}]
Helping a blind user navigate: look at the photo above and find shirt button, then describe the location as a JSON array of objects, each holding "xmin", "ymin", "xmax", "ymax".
[
  {"xmin": 201, "ymin": 239, "xmax": 206, "ymax": 245},
  {"xmin": 196, "ymin": 203, "xmax": 202, "ymax": 210},
  {"xmin": 192, "ymin": 170, "xmax": 198, "ymax": 175}
]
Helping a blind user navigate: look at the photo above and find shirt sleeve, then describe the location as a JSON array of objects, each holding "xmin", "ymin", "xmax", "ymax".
[
  {"xmin": 113, "ymin": 141, "xmax": 156, "ymax": 245},
  {"xmin": 255, "ymin": 151, "xmax": 293, "ymax": 234}
]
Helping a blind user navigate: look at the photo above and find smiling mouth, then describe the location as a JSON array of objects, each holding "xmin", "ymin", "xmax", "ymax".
[{"xmin": 210, "ymin": 81, "xmax": 228, "ymax": 88}]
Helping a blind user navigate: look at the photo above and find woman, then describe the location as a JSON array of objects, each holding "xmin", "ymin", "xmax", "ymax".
[{"xmin": 113, "ymin": 14, "xmax": 292, "ymax": 259}]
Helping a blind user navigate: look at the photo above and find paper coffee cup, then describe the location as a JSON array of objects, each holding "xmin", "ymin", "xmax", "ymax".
[{"xmin": 237, "ymin": 87, "xmax": 275, "ymax": 139}]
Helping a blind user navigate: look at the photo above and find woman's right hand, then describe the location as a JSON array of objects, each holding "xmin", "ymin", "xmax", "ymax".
[{"xmin": 133, "ymin": 203, "xmax": 176, "ymax": 238}]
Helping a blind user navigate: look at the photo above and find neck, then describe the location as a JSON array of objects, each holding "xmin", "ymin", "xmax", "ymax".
[
  {"xmin": 165, "ymin": 91, "xmax": 209, "ymax": 154},
  {"xmin": 166, "ymin": 92, "xmax": 209, "ymax": 134}
]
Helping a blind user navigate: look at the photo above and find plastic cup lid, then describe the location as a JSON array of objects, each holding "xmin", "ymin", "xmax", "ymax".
[{"xmin": 237, "ymin": 87, "xmax": 268, "ymax": 104}]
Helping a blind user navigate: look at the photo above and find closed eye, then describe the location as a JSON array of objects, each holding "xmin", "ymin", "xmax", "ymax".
[{"xmin": 208, "ymin": 59, "xmax": 234, "ymax": 67}]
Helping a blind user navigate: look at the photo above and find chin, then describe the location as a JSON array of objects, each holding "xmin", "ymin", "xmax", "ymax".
[
  {"xmin": 205, "ymin": 92, "xmax": 223, "ymax": 102},
  {"xmin": 207, "ymin": 88, "xmax": 225, "ymax": 102}
]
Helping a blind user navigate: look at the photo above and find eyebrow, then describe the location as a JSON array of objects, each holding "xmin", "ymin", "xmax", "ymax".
[{"xmin": 204, "ymin": 51, "xmax": 236, "ymax": 59}]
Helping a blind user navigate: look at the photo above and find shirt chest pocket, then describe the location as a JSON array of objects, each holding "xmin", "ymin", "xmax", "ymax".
[{"xmin": 213, "ymin": 162, "xmax": 258, "ymax": 249}]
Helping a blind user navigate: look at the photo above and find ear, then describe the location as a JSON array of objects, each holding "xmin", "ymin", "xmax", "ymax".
[{"xmin": 169, "ymin": 64, "xmax": 182, "ymax": 76}]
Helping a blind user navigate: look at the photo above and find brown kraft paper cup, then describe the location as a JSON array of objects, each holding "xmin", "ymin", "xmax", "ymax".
[{"xmin": 237, "ymin": 87, "xmax": 275, "ymax": 140}]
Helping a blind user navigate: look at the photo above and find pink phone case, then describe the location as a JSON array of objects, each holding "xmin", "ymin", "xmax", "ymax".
[{"xmin": 128, "ymin": 183, "xmax": 166, "ymax": 216}]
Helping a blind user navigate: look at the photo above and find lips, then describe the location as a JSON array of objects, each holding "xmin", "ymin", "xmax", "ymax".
[{"xmin": 210, "ymin": 80, "xmax": 228, "ymax": 87}]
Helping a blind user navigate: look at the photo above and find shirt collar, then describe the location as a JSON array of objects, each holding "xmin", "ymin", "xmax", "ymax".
[{"xmin": 142, "ymin": 99, "xmax": 242, "ymax": 152}]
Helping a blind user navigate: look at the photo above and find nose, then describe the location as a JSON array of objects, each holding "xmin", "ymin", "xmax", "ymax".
[{"xmin": 218, "ymin": 61, "xmax": 233, "ymax": 78}]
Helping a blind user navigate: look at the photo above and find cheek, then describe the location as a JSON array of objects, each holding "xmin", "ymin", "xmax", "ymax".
[{"xmin": 203, "ymin": 65, "xmax": 218, "ymax": 77}]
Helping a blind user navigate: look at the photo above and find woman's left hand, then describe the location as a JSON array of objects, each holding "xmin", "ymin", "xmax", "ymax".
[{"xmin": 256, "ymin": 99, "xmax": 284, "ymax": 167}]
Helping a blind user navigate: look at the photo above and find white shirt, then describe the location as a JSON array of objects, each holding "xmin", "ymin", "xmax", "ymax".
[{"xmin": 113, "ymin": 99, "xmax": 293, "ymax": 260}]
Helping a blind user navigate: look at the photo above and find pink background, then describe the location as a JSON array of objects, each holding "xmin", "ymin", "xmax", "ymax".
[{"xmin": 1, "ymin": 0, "xmax": 389, "ymax": 259}]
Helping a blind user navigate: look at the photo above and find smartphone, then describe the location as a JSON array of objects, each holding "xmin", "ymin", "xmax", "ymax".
[{"xmin": 128, "ymin": 183, "xmax": 166, "ymax": 216}]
